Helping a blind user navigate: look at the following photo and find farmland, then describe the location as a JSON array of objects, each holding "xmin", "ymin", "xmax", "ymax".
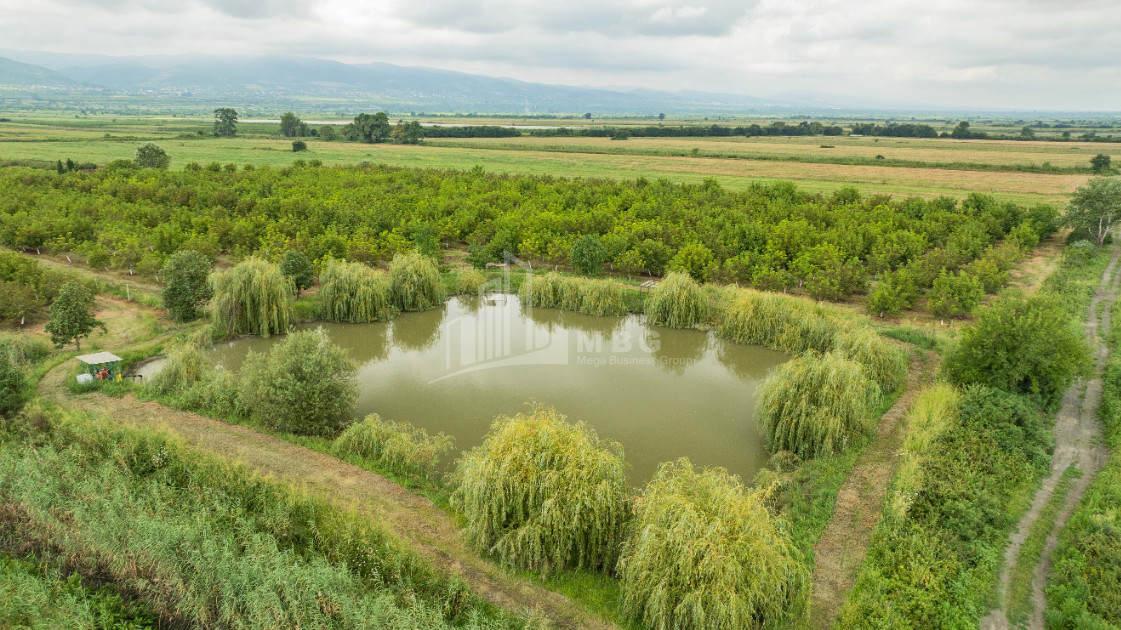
[
  {"xmin": 1, "ymin": 114, "xmax": 1117, "ymax": 204},
  {"xmin": 0, "ymin": 109, "xmax": 1119, "ymax": 630}
]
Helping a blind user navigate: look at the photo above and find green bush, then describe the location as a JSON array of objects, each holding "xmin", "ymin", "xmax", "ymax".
[
  {"xmin": 0, "ymin": 332, "xmax": 51, "ymax": 366},
  {"xmin": 388, "ymin": 251, "xmax": 446, "ymax": 312},
  {"xmin": 318, "ymin": 259, "xmax": 395, "ymax": 323},
  {"xmin": 238, "ymin": 328, "xmax": 358, "ymax": 436},
  {"xmin": 618, "ymin": 458, "xmax": 806, "ymax": 630},
  {"xmin": 833, "ymin": 328, "xmax": 909, "ymax": 393},
  {"xmin": 569, "ymin": 234, "xmax": 608, "ymax": 276},
  {"xmin": 927, "ymin": 270, "xmax": 984, "ymax": 321},
  {"xmin": 145, "ymin": 341, "xmax": 205, "ymax": 397},
  {"xmin": 756, "ymin": 351, "xmax": 880, "ymax": 458},
  {"xmin": 644, "ymin": 272, "xmax": 709, "ymax": 328},
  {"xmin": 452, "ymin": 268, "xmax": 488, "ymax": 296},
  {"xmin": 944, "ymin": 290, "xmax": 1090, "ymax": 408},
  {"xmin": 452, "ymin": 406, "xmax": 629, "ymax": 574},
  {"xmin": 0, "ymin": 355, "xmax": 26, "ymax": 419},
  {"xmin": 332, "ymin": 413, "xmax": 454, "ymax": 480},
  {"xmin": 867, "ymin": 268, "xmax": 918, "ymax": 318},
  {"xmin": 279, "ymin": 250, "xmax": 315, "ymax": 297},
  {"xmin": 160, "ymin": 250, "xmax": 213, "ymax": 322},
  {"xmin": 209, "ymin": 257, "xmax": 292, "ymax": 338}
]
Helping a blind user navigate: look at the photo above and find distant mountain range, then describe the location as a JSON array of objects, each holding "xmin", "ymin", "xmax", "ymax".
[{"xmin": 0, "ymin": 50, "xmax": 794, "ymax": 114}]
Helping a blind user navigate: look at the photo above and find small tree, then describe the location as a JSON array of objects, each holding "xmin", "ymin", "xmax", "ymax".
[
  {"xmin": 667, "ymin": 242, "xmax": 716, "ymax": 283},
  {"xmin": 161, "ymin": 250, "xmax": 213, "ymax": 322},
  {"xmin": 1064, "ymin": 176, "xmax": 1121, "ymax": 247},
  {"xmin": 584, "ymin": 112, "xmax": 592, "ymax": 120},
  {"xmin": 238, "ymin": 328, "xmax": 358, "ymax": 436},
  {"xmin": 867, "ymin": 268, "xmax": 918, "ymax": 318},
  {"xmin": 927, "ymin": 271, "xmax": 983, "ymax": 321},
  {"xmin": 569, "ymin": 234, "xmax": 608, "ymax": 276},
  {"xmin": 213, "ymin": 108, "xmax": 238, "ymax": 137},
  {"xmin": 1090, "ymin": 153, "xmax": 1112, "ymax": 173},
  {"xmin": 943, "ymin": 290, "xmax": 1090, "ymax": 408},
  {"xmin": 291, "ymin": 140, "xmax": 307, "ymax": 152},
  {"xmin": 279, "ymin": 112, "xmax": 302, "ymax": 137},
  {"xmin": 45, "ymin": 281, "xmax": 105, "ymax": 350},
  {"xmin": 0, "ymin": 355, "xmax": 26, "ymax": 418},
  {"xmin": 279, "ymin": 250, "xmax": 315, "ymax": 298},
  {"xmin": 318, "ymin": 125, "xmax": 338, "ymax": 141},
  {"xmin": 391, "ymin": 121, "xmax": 424, "ymax": 144},
  {"xmin": 134, "ymin": 142, "xmax": 170, "ymax": 169},
  {"xmin": 658, "ymin": 112, "xmax": 666, "ymax": 121}
]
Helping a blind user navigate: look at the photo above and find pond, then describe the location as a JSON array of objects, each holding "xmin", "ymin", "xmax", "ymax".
[{"xmin": 208, "ymin": 295, "xmax": 787, "ymax": 483}]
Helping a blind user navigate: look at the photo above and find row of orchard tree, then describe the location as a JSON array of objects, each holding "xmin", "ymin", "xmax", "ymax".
[{"xmin": 3, "ymin": 163, "xmax": 1110, "ymax": 321}]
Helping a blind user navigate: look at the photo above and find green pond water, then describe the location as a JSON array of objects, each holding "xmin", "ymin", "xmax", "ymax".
[{"xmin": 208, "ymin": 295, "xmax": 787, "ymax": 483}]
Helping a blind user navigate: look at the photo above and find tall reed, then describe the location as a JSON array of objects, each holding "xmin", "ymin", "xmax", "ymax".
[
  {"xmin": 618, "ymin": 458, "xmax": 806, "ymax": 630},
  {"xmin": 209, "ymin": 257, "xmax": 291, "ymax": 338},
  {"xmin": 756, "ymin": 351, "xmax": 880, "ymax": 458},
  {"xmin": 452, "ymin": 405, "xmax": 629, "ymax": 574},
  {"xmin": 519, "ymin": 273, "xmax": 627, "ymax": 317},
  {"xmin": 318, "ymin": 259, "xmax": 395, "ymax": 323}
]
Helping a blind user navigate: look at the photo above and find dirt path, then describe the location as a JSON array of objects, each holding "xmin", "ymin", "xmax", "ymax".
[
  {"xmin": 38, "ymin": 363, "xmax": 612, "ymax": 630},
  {"xmin": 979, "ymin": 242, "xmax": 1119, "ymax": 630},
  {"xmin": 807, "ymin": 347, "xmax": 936, "ymax": 628}
]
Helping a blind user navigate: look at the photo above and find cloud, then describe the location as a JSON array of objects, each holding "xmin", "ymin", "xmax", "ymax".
[{"xmin": 1, "ymin": 0, "xmax": 1119, "ymax": 109}]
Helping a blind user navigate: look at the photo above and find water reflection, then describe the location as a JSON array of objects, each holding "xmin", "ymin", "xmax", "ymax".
[{"xmin": 208, "ymin": 295, "xmax": 787, "ymax": 483}]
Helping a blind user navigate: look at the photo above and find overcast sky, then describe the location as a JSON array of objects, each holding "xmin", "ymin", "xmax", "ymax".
[{"xmin": 2, "ymin": 0, "xmax": 1119, "ymax": 110}]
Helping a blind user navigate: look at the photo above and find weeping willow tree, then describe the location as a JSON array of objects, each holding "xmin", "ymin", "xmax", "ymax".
[
  {"xmin": 618, "ymin": 458, "xmax": 807, "ymax": 630},
  {"xmin": 833, "ymin": 327, "xmax": 909, "ymax": 392},
  {"xmin": 452, "ymin": 405, "xmax": 629, "ymax": 574},
  {"xmin": 318, "ymin": 259, "xmax": 395, "ymax": 323},
  {"xmin": 209, "ymin": 258, "xmax": 292, "ymax": 338},
  {"xmin": 719, "ymin": 288, "xmax": 907, "ymax": 391},
  {"xmin": 756, "ymin": 351, "xmax": 880, "ymax": 458},
  {"xmin": 388, "ymin": 251, "xmax": 446, "ymax": 312},
  {"xmin": 519, "ymin": 273, "xmax": 627, "ymax": 317},
  {"xmin": 452, "ymin": 268, "xmax": 488, "ymax": 296},
  {"xmin": 645, "ymin": 272, "xmax": 709, "ymax": 328}
]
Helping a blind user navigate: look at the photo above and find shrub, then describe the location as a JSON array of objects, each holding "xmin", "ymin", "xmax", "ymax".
[
  {"xmin": 160, "ymin": 250, "xmax": 213, "ymax": 322},
  {"xmin": 756, "ymin": 351, "xmax": 880, "ymax": 458},
  {"xmin": 278, "ymin": 250, "xmax": 315, "ymax": 297},
  {"xmin": 645, "ymin": 272, "xmax": 709, "ymax": 328},
  {"xmin": 318, "ymin": 259, "xmax": 394, "ymax": 323},
  {"xmin": 388, "ymin": 251, "xmax": 446, "ymax": 312},
  {"xmin": 867, "ymin": 268, "xmax": 918, "ymax": 317},
  {"xmin": 291, "ymin": 140, "xmax": 307, "ymax": 152},
  {"xmin": 576, "ymin": 280, "xmax": 627, "ymax": 316},
  {"xmin": 332, "ymin": 414, "xmax": 454, "ymax": 480},
  {"xmin": 927, "ymin": 270, "xmax": 984, "ymax": 320},
  {"xmin": 452, "ymin": 268, "xmax": 487, "ymax": 296},
  {"xmin": 145, "ymin": 341, "xmax": 205, "ymax": 397},
  {"xmin": 0, "ymin": 355, "xmax": 26, "ymax": 418},
  {"xmin": 209, "ymin": 258, "xmax": 292, "ymax": 338},
  {"xmin": 889, "ymin": 384, "xmax": 960, "ymax": 518},
  {"xmin": 569, "ymin": 234, "xmax": 608, "ymax": 276},
  {"xmin": 237, "ymin": 328, "xmax": 358, "ymax": 436},
  {"xmin": 0, "ymin": 333, "xmax": 51, "ymax": 366},
  {"xmin": 944, "ymin": 290, "xmax": 1090, "ymax": 408},
  {"xmin": 452, "ymin": 405, "xmax": 629, "ymax": 574},
  {"xmin": 618, "ymin": 458, "xmax": 806, "ymax": 630}
]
